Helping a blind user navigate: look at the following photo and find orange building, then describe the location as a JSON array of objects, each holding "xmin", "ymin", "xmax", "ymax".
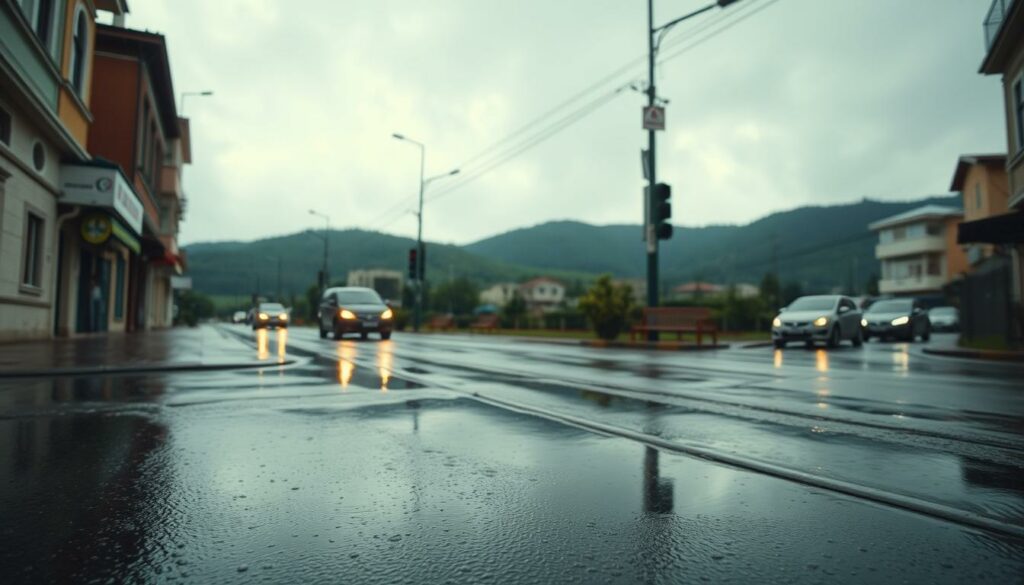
[{"xmin": 85, "ymin": 23, "xmax": 188, "ymax": 330}]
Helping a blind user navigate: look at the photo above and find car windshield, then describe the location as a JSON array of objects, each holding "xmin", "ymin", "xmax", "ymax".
[
  {"xmin": 868, "ymin": 300, "xmax": 912, "ymax": 313},
  {"xmin": 260, "ymin": 303, "xmax": 285, "ymax": 312},
  {"xmin": 337, "ymin": 290, "xmax": 383, "ymax": 305},
  {"xmin": 786, "ymin": 297, "xmax": 835, "ymax": 311}
]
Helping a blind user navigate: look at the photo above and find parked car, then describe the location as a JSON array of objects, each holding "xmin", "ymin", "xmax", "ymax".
[
  {"xmin": 928, "ymin": 306, "xmax": 959, "ymax": 332},
  {"xmin": 861, "ymin": 298, "xmax": 930, "ymax": 342},
  {"xmin": 318, "ymin": 287, "xmax": 393, "ymax": 340},
  {"xmin": 251, "ymin": 302, "xmax": 289, "ymax": 330},
  {"xmin": 771, "ymin": 295, "xmax": 863, "ymax": 349},
  {"xmin": 232, "ymin": 310, "xmax": 246, "ymax": 323}
]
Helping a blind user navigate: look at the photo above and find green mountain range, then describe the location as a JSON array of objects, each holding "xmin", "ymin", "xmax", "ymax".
[{"xmin": 184, "ymin": 194, "xmax": 961, "ymax": 299}]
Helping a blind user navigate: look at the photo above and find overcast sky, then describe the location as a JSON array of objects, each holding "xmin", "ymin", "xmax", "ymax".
[{"xmin": 114, "ymin": 0, "xmax": 1006, "ymax": 246}]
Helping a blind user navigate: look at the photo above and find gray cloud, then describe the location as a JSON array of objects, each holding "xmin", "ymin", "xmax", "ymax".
[{"xmin": 118, "ymin": 0, "xmax": 1005, "ymax": 245}]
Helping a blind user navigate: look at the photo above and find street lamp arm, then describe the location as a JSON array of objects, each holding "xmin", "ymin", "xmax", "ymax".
[{"xmin": 652, "ymin": 0, "xmax": 741, "ymax": 52}]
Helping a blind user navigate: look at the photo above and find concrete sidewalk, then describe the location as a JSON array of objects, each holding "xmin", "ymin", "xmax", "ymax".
[
  {"xmin": 0, "ymin": 325, "xmax": 290, "ymax": 377},
  {"xmin": 921, "ymin": 334, "xmax": 1024, "ymax": 362}
]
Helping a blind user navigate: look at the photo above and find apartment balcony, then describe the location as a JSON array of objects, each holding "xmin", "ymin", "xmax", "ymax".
[
  {"xmin": 875, "ymin": 236, "xmax": 946, "ymax": 259},
  {"xmin": 160, "ymin": 165, "xmax": 182, "ymax": 197},
  {"xmin": 984, "ymin": 0, "xmax": 1017, "ymax": 51},
  {"xmin": 879, "ymin": 275, "xmax": 946, "ymax": 295}
]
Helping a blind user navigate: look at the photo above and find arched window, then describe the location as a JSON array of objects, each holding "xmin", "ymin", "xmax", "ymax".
[{"xmin": 70, "ymin": 5, "xmax": 88, "ymax": 95}]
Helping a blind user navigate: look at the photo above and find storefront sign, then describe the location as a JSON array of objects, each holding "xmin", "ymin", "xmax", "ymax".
[
  {"xmin": 80, "ymin": 213, "xmax": 112, "ymax": 244},
  {"xmin": 111, "ymin": 219, "xmax": 141, "ymax": 254},
  {"xmin": 61, "ymin": 165, "xmax": 145, "ymax": 234}
]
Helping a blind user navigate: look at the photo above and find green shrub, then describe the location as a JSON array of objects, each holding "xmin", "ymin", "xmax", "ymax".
[{"xmin": 578, "ymin": 275, "xmax": 634, "ymax": 340}]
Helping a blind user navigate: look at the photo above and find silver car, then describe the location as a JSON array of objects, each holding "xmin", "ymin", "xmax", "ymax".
[{"xmin": 772, "ymin": 295, "xmax": 863, "ymax": 349}]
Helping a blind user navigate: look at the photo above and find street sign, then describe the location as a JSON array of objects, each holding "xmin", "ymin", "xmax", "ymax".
[{"xmin": 642, "ymin": 106, "xmax": 665, "ymax": 131}]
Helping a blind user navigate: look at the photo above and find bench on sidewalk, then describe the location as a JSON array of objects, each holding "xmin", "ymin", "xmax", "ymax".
[
  {"xmin": 426, "ymin": 314, "xmax": 455, "ymax": 331},
  {"xmin": 630, "ymin": 307, "xmax": 718, "ymax": 345},
  {"xmin": 469, "ymin": 314, "xmax": 500, "ymax": 333}
]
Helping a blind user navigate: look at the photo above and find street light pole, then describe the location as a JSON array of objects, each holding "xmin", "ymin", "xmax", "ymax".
[
  {"xmin": 308, "ymin": 209, "xmax": 330, "ymax": 293},
  {"xmin": 392, "ymin": 133, "xmax": 459, "ymax": 333},
  {"xmin": 179, "ymin": 90, "xmax": 214, "ymax": 114},
  {"xmin": 645, "ymin": 0, "xmax": 741, "ymax": 337}
]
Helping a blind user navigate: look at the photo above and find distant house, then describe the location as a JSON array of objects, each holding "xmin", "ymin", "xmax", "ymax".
[
  {"xmin": 518, "ymin": 278, "xmax": 565, "ymax": 312},
  {"xmin": 347, "ymin": 269, "xmax": 403, "ymax": 306},
  {"xmin": 480, "ymin": 283, "xmax": 519, "ymax": 307},
  {"xmin": 868, "ymin": 205, "xmax": 968, "ymax": 297},
  {"xmin": 673, "ymin": 282, "xmax": 724, "ymax": 300}
]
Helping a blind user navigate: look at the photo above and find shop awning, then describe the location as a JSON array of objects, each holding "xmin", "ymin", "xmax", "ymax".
[
  {"xmin": 61, "ymin": 162, "xmax": 144, "ymax": 234},
  {"xmin": 957, "ymin": 210, "xmax": 1024, "ymax": 244}
]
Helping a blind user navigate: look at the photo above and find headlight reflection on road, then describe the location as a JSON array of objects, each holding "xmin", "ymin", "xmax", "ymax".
[
  {"xmin": 773, "ymin": 349, "xmax": 783, "ymax": 369},
  {"xmin": 337, "ymin": 343, "xmax": 356, "ymax": 390},
  {"xmin": 378, "ymin": 340, "xmax": 393, "ymax": 392},
  {"xmin": 814, "ymin": 349, "xmax": 829, "ymax": 374},
  {"xmin": 892, "ymin": 348, "xmax": 909, "ymax": 375},
  {"xmin": 276, "ymin": 328, "xmax": 288, "ymax": 362},
  {"xmin": 256, "ymin": 329, "xmax": 269, "ymax": 360}
]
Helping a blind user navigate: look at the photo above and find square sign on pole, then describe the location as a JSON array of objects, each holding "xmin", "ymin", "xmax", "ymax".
[{"xmin": 642, "ymin": 106, "xmax": 665, "ymax": 131}]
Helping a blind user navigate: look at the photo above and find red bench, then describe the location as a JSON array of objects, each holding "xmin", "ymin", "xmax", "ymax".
[
  {"xmin": 469, "ymin": 314, "xmax": 500, "ymax": 333},
  {"xmin": 630, "ymin": 307, "xmax": 718, "ymax": 345},
  {"xmin": 426, "ymin": 314, "xmax": 455, "ymax": 331}
]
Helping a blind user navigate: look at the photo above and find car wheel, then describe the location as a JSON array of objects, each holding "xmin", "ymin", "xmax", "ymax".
[
  {"xmin": 319, "ymin": 323, "xmax": 327, "ymax": 339},
  {"xmin": 360, "ymin": 331, "xmax": 369, "ymax": 341},
  {"xmin": 333, "ymin": 321, "xmax": 344, "ymax": 340},
  {"xmin": 826, "ymin": 326, "xmax": 841, "ymax": 348},
  {"xmin": 863, "ymin": 333, "xmax": 871, "ymax": 342},
  {"xmin": 921, "ymin": 325, "xmax": 931, "ymax": 342},
  {"xmin": 852, "ymin": 328, "xmax": 863, "ymax": 347},
  {"xmin": 381, "ymin": 331, "xmax": 392, "ymax": 341}
]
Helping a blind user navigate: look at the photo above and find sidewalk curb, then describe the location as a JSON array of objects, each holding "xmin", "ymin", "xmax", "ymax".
[
  {"xmin": 579, "ymin": 339, "xmax": 729, "ymax": 351},
  {"xmin": 922, "ymin": 347, "xmax": 1024, "ymax": 363},
  {"xmin": 0, "ymin": 359, "xmax": 297, "ymax": 379}
]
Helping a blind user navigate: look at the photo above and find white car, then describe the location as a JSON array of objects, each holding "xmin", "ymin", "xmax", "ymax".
[
  {"xmin": 232, "ymin": 311, "xmax": 246, "ymax": 323},
  {"xmin": 772, "ymin": 295, "xmax": 864, "ymax": 349}
]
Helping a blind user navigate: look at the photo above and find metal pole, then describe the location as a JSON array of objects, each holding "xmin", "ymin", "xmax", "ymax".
[
  {"xmin": 414, "ymin": 145, "xmax": 425, "ymax": 332},
  {"xmin": 646, "ymin": 0, "xmax": 659, "ymax": 340}
]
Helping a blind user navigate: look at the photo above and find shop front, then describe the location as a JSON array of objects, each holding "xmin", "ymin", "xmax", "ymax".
[{"xmin": 55, "ymin": 162, "xmax": 145, "ymax": 336}]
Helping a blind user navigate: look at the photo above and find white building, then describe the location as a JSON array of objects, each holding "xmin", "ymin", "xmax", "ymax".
[
  {"xmin": 868, "ymin": 205, "xmax": 968, "ymax": 296},
  {"xmin": 347, "ymin": 269, "xmax": 403, "ymax": 306},
  {"xmin": 480, "ymin": 282, "xmax": 519, "ymax": 307},
  {"xmin": 518, "ymin": 277, "xmax": 565, "ymax": 312}
]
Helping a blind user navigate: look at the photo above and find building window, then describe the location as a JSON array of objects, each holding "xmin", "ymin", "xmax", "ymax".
[
  {"xmin": 70, "ymin": 5, "xmax": 88, "ymax": 96},
  {"xmin": 32, "ymin": 142, "xmax": 45, "ymax": 171},
  {"xmin": 0, "ymin": 106, "xmax": 10, "ymax": 146},
  {"xmin": 927, "ymin": 255, "xmax": 941, "ymax": 276},
  {"xmin": 21, "ymin": 212, "xmax": 44, "ymax": 289},
  {"xmin": 1014, "ymin": 75, "xmax": 1024, "ymax": 154},
  {"xmin": 114, "ymin": 255, "xmax": 125, "ymax": 319},
  {"xmin": 33, "ymin": 0, "xmax": 53, "ymax": 47}
]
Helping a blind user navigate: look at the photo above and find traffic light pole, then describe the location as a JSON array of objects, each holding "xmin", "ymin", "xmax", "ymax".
[{"xmin": 646, "ymin": 0, "xmax": 659, "ymax": 330}]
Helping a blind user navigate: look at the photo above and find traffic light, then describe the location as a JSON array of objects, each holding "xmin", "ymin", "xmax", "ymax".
[
  {"xmin": 650, "ymin": 182, "xmax": 672, "ymax": 240},
  {"xmin": 408, "ymin": 248, "xmax": 418, "ymax": 280}
]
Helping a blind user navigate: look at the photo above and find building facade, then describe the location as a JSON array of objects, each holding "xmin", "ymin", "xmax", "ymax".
[
  {"xmin": 347, "ymin": 269, "xmax": 402, "ymax": 305},
  {"xmin": 479, "ymin": 282, "xmax": 519, "ymax": 308},
  {"xmin": 0, "ymin": 0, "xmax": 127, "ymax": 341},
  {"xmin": 950, "ymin": 154, "xmax": 1009, "ymax": 264},
  {"xmin": 518, "ymin": 277, "xmax": 565, "ymax": 312},
  {"xmin": 868, "ymin": 205, "xmax": 968, "ymax": 297}
]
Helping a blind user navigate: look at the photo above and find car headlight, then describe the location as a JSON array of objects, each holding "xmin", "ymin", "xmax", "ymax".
[
  {"xmin": 381, "ymin": 308, "xmax": 394, "ymax": 320},
  {"xmin": 339, "ymin": 309, "xmax": 357, "ymax": 320},
  {"xmin": 772, "ymin": 317, "xmax": 782, "ymax": 327},
  {"xmin": 813, "ymin": 316, "xmax": 829, "ymax": 327},
  {"xmin": 861, "ymin": 319, "xmax": 867, "ymax": 327},
  {"xmin": 258, "ymin": 312, "xmax": 269, "ymax": 320},
  {"xmin": 278, "ymin": 313, "xmax": 288, "ymax": 321},
  {"xmin": 891, "ymin": 316, "xmax": 909, "ymax": 326}
]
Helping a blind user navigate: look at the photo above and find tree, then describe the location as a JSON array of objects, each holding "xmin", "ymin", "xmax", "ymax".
[
  {"xmin": 175, "ymin": 290, "xmax": 214, "ymax": 327},
  {"xmin": 781, "ymin": 281, "xmax": 804, "ymax": 306},
  {"xmin": 578, "ymin": 275, "xmax": 633, "ymax": 340},
  {"xmin": 865, "ymin": 273, "xmax": 880, "ymax": 296},
  {"xmin": 305, "ymin": 284, "xmax": 320, "ymax": 320},
  {"xmin": 759, "ymin": 272, "xmax": 780, "ymax": 310},
  {"xmin": 503, "ymin": 291, "xmax": 527, "ymax": 329},
  {"xmin": 430, "ymin": 277, "xmax": 479, "ymax": 316}
]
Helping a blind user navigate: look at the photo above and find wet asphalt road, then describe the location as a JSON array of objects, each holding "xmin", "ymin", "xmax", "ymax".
[{"xmin": 1, "ymin": 326, "xmax": 1022, "ymax": 584}]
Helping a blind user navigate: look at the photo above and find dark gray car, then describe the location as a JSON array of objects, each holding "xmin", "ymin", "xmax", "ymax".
[
  {"xmin": 862, "ymin": 298, "xmax": 931, "ymax": 342},
  {"xmin": 318, "ymin": 287, "xmax": 394, "ymax": 340},
  {"xmin": 771, "ymin": 295, "xmax": 863, "ymax": 349}
]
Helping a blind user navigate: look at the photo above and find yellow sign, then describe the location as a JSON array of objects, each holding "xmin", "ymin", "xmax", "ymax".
[{"xmin": 81, "ymin": 214, "xmax": 112, "ymax": 245}]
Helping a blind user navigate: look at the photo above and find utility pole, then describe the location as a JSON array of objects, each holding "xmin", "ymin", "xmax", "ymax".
[
  {"xmin": 645, "ymin": 0, "xmax": 743, "ymax": 338},
  {"xmin": 308, "ymin": 209, "xmax": 329, "ymax": 293},
  {"xmin": 392, "ymin": 133, "xmax": 460, "ymax": 332}
]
